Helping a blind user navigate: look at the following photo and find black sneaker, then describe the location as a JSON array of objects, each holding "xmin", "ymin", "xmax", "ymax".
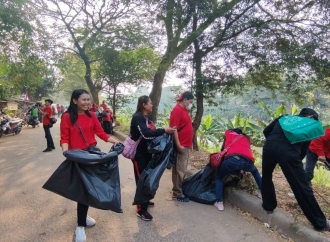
[
  {"xmin": 51, "ymin": 146, "xmax": 55, "ymax": 150},
  {"xmin": 177, "ymin": 195, "xmax": 189, "ymax": 202},
  {"xmin": 148, "ymin": 201, "xmax": 154, "ymax": 206},
  {"xmin": 43, "ymin": 148, "xmax": 52, "ymax": 152},
  {"xmin": 137, "ymin": 210, "xmax": 153, "ymax": 221}
]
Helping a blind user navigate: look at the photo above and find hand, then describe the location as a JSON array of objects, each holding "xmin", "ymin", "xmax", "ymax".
[
  {"xmin": 63, "ymin": 150, "xmax": 68, "ymax": 157},
  {"xmin": 164, "ymin": 127, "xmax": 175, "ymax": 134},
  {"xmin": 177, "ymin": 145, "xmax": 185, "ymax": 154},
  {"xmin": 318, "ymin": 156, "xmax": 326, "ymax": 162},
  {"xmin": 108, "ymin": 137, "xmax": 119, "ymax": 145}
]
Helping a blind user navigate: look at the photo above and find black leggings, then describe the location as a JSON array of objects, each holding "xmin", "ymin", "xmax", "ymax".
[
  {"xmin": 77, "ymin": 203, "xmax": 89, "ymax": 227},
  {"xmin": 132, "ymin": 156, "xmax": 150, "ymax": 212}
]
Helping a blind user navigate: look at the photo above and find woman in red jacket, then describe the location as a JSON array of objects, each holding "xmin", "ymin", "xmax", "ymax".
[
  {"xmin": 305, "ymin": 128, "xmax": 330, "ymax": 185},
  {"xmin": 60, "ymin": 89, "xmax": 118, "ymax": 242},
  {"xmin": 214, "ymin": 129, "xmax": 262, "ymax": 211}
]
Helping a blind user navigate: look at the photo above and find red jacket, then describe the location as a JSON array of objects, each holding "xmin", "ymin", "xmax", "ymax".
[
  {"xmin": 60, "ymin": 112, "xmax": 110, "ymax": 150},
  {"xmin": 169, "ymin": 104, "xmax": 193, "ymax": 147},
  {"xmin": 223, "ymin": 130, "xmax": 255, "ymax": 162},
  {"xmin": 309, "ymin": 128, "xmax": 330, "ymax": 158},
  {"xmin": 42, "ymin": 106, "xmax": 52, "ymax": 125}
]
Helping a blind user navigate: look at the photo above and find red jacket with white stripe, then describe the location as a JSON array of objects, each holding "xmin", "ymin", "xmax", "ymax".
[{"xmin": 223, "ymin": 130, "xmax": 255, "ymax": 162}]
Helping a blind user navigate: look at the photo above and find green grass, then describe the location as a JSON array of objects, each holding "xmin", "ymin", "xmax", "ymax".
[{"xmin": 312, "ymin": 166, "xmax": 330, "ymax": 187}]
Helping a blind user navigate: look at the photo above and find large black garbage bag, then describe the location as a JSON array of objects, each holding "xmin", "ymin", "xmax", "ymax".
[
  {"xmin": 182, "ymin": 164, "xmax": 216, "ymax": 204},
  {"xmin": 42, "ymin": 144, "xmax": 124, "ymax": 212},
  {"xmin": 133, "ymin": 134, "xmax": 173, "ymax": 205},
  {"xmin": 182, "ymin": 164, "xmax": 243, "ymax": 205}
]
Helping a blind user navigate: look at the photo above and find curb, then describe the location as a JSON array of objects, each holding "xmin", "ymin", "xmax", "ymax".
[
  {"xmin": 113, "ymin": 130, "xmax": 329, "ymax": 242},
  {"xmin": 113, "ymin": 130, "xmax": 126, "ymax": 142},
  {"xmin": 224, "ymin": 189, "xmax": 329, "ymax": 242}
]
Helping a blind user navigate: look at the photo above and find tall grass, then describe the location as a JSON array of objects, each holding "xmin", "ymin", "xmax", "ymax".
[{"xmin": 313, "ymin": 166, "xmax": 330, "ymax": 187}]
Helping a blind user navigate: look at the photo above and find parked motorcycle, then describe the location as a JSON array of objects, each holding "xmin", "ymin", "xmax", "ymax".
[{"xmin": 0, "ymin": 117, "xmax": 22, "ymax": 137}]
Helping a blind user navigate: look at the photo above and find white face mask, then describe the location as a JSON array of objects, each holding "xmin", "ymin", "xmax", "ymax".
[{"xmin": 187, "ymin": 103, "xmax": 193, "ymax": 110}]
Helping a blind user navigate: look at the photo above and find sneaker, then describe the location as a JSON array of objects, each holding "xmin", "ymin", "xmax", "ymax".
[
  {"xmin": 214, "ymin": 201, "xmax": 224, "ymax": 211},
  {"xmin": 325, "ymin": 219, "xmax": 330, "ymax": 231},
  {"xmin": 86, "ymin": 215, "xmax": 96, "ymax": 227},
  {"xmin": 43, "ymin": 148, "xmax": 52, "ymax": 152},
  {"xmin": 288, "ymin": 192, "xmax": 295, "ymax": 198},
  {"xmin": 137, "ymin": 210, "xmax": 153, "ymax": 221},
  {"xmin": 51, "ymin": 146, "xmax": 55, "ymax": 150},
  {"xmin": 177, "ymin": 195, "xmax": 189, "ymax": 202},
  {"xmin": 148, "ymin": 201, "xmax": 155, "ymax": 206},
  {"xmin": 75, "ymin": 226, "xmax": 86, "ymax": 242}
]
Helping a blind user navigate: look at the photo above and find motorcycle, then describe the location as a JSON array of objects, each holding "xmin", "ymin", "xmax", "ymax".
[
  {"xmin": 0, "ymin": 117, "xmax": 23, "ymax": 137},
  {"xmin": 25, "ymin": 114, "xmax": 39, "ymax": 128}
]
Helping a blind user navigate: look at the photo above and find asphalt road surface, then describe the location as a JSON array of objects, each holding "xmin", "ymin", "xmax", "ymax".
[{"xmin": 0, "ymin": 122, "xmax": 283, "ymax": 242}]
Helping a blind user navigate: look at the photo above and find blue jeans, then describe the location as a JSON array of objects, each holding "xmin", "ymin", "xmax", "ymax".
[
  {"xmin": 215, "ymin": 156, "xmax": 262, "ymax": 202},
  {"xmin": 305, "ymin": 148, "xmax": 318, "ymax": 183}
]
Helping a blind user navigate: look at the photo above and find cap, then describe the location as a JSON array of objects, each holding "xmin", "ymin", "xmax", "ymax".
[
  {"xmin": 45, "ymin": 99, "xmax": 53, "ymax": 104},
  {"xmin": 176, "ymin": 91, "xmax": 194, "ymax": 101},
  {"xmin": 299, "ymin": 108, "xmax": 319, "ymax": 120}
]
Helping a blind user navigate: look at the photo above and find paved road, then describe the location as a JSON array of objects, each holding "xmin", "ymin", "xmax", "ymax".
[{"xmin": 0, "ymin": 123, "xmax": 283, "ymax": 242}]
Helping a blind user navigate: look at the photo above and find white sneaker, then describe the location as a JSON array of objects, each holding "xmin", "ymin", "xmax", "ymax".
[
  {"xmin": 214, "ymin": 201, "xmax": 224, "ymax": 211},
  {"xmin": 75, "ymin": 226, "xmax": 86, "ymax": 242},
  {"xmin": 86, "ymin": 215, "xmax": 96, "ymax": 227}
]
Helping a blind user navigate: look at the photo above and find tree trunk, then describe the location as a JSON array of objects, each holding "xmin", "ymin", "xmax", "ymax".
[
  {"xmin": 192, "ymin": 50, "xmax": 204, "ymax": 151},
  {"xmin": 112, "ymin": 86, "xmax": 117, "ymax": 116},
  {"xmin": 149, "ymin": 55, "xmax": 173, "ymax": 122},
  {"xmin": 76, "ymin": 43, "xmax": 100, "ymax": 105},
  {"xmin": 192, "ymin": 14, "xmax": 204, "ymax": 151}
]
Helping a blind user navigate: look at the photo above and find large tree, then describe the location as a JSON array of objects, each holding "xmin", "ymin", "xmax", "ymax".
[
  {"xmin": 179, "ymin": 0, "xmax": 330, "ymax": 149},
  {"xmin": 147, "ymin": 0, "xmax": 244, "ymax": 121},
  {"xmin": 35, "ymin": 0, "xmax": 146, "ymax": 104},
  {"xmin": 96, "ymin": 46, "xmax": 160, "ymax": 115}
]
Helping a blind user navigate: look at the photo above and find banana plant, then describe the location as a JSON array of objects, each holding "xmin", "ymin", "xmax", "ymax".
[{"xmin": 197, "ymin": 114, "xmax": 223, "ymax": 148}]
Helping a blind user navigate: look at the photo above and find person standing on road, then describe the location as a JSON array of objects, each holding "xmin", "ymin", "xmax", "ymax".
[
  {"xmin": 56, "ymin": 104, "xmax": 61, "ymax": 118},
  {"xmin": 100, "ymin": 100, "xmax": 107, "ymax": 111},
  {"xmin": 214, "ymin": 129, "xmax": 262, "ymax": 211},
  {"xmin": 60, "ymin": 89, "xmax": 118, "ymax": 242},
  {"xmin": 102, "ymin": 109, "xmax": 112, "ymax": 135},
  {"xmin": 305, "ymin": 128, "xmax": 330, "ymax": 185},
  {"xmin": 38, "ymin": 99, "xmax": 55, "ymax": 152},
  {"xmin": 130, "ymin": 95, "xmax": 174, "ymax": 221},
  {"xmin": 170, "ymin": 91, "xmax": 194, "ymax": 202},
  {"xmin": 261, "ymin": 108, "xmax": 330, "ymax": 231}
]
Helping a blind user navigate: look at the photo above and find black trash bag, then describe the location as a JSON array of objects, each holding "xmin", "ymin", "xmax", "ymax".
[
  {"xmin": 167, "ymin": 145, "xmax": 177, "ymax": 169},
  {"xmin": 182, "ymin": 164, "xmax": 244, "ymax": 205},
  {"xmin": 42, "ymin": 144, "xmax": 123, "ymax": 212},
  {"xmin": 133, "ymin": 134, "xmax": 173, "ymax": 205},
  {"xmin": 182, "ymin": 164, "xmax": 216, "ymax": 204}
]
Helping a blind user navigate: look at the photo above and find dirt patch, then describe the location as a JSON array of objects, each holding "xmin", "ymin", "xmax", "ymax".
[{"xmin": 189, "ymin": 150, "xmax": 330, "ymax": 236}]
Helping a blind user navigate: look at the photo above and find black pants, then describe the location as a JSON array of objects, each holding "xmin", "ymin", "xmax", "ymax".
[
  {"xmin": 132, "ymin": 156, "xmax": 150, "ymax": 212},
  {"xmin": 102, "ymin": 121, "xmax": 111, "ymax": 134},
  {"xmin": 43, "ymin": 125, "xmax": 54, "ymax": 149},
  {"xmin": 77, "ymin": 203, "xmax": 89, "ymax": 227},
  {"xmin": 261, "ymin": 140, "xmax": 327, "ymax": 230}
]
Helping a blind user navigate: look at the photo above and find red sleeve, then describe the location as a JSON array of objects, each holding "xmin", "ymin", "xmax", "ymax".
[
  {"xmin": 92, "ymin": 113, "xmax": 110, "ymax": 141},
  {"xmin": 170, "ymin": 106, "xmax": 182, "ymax": 128},
  {"xmin": 314, "ymin": 129, "xmax": 330, "ymax": 156},
  {"xmin": 60, "ymin": 113, "xmax": 70, "ymax": 145}
]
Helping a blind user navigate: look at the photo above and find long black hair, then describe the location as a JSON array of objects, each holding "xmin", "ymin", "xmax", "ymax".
[
  {"xmin": 66, "ymin": 89, "xmax": 91, "ymax": 124},
  {"xmin": 134, "ymin": 95, "xmax": 150, "ymax": 115}
]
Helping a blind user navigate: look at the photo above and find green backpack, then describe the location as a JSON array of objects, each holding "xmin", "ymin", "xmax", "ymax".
[{"xmin": 279, "ymin": 115, "xmax": 324, "ymax": 144}]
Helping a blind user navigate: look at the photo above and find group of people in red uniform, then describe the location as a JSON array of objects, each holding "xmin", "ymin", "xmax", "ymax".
[
  {"xmin": 48, "ymin": 89, "xmax": 330, "ymax": 242},
  {"xmin": 88, "ymin": 100, "xmax": 114, "ymax": 135}
]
